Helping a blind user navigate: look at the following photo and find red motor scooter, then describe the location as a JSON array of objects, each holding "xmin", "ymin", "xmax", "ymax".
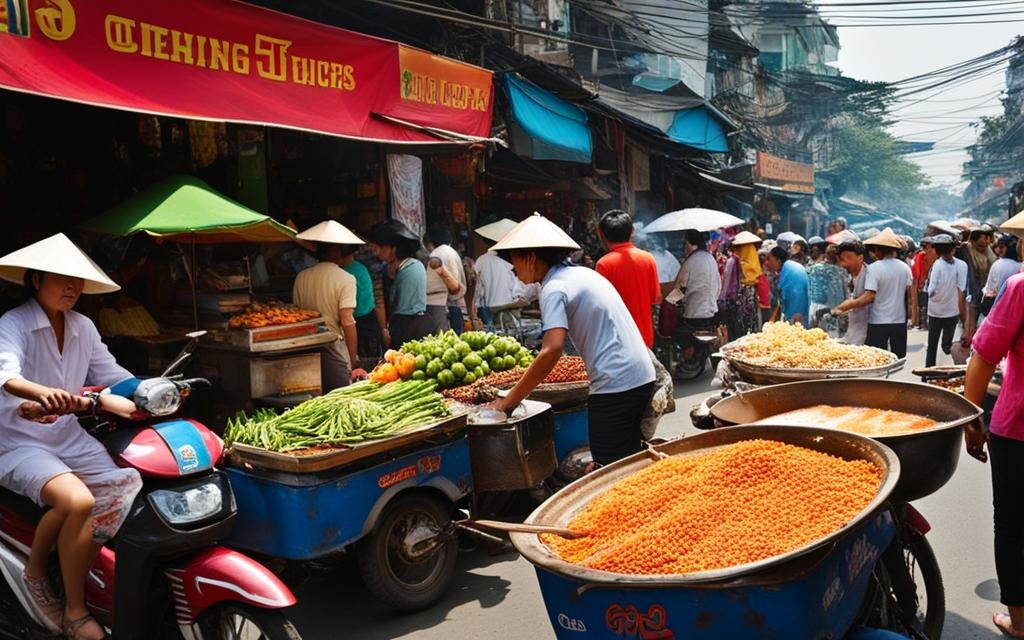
[{"xmin": 0, "ymin": 332, "xmax": 301, "ymax": 640}]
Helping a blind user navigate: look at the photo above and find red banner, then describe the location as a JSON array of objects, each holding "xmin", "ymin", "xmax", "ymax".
[{"xmin": 0, "ymin": 0, "xmax": 493, "ymax": 143}]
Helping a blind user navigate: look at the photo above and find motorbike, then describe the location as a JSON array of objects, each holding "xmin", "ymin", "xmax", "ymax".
[
  {"xmin": 653, "ymin": 315, "xmax": 720, "ymax": 380},
  {"xmin": 0, "ymin": 332, "xmax": 301, "ymax": 640}
]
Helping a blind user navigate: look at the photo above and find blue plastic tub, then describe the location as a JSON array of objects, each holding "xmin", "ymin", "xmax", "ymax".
[
  {"xmin": 552, "ymin": 405, "xmax": 589, "ymax": 461},
  {"xmin": 225, "ymin": 438, "xmax": 472, "ymax": 560}
]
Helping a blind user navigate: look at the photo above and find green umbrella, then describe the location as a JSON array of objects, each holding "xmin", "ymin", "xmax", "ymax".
[
  {"xmin": 84, "ymin": 175, "xmax": 297, "ymax": 328},
  {"xmin": 84, "ymin": 174, "xmax": 295, "ymax": 243}
]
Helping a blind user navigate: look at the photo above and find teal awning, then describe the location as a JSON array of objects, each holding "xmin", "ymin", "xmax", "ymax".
[
  {"xmin": 667, "ymin": 107, "xmax": 729, "ymax": 153},
  {"xmin": 501, "ymin": 73, "xmax": 592, "ymax": 164}
]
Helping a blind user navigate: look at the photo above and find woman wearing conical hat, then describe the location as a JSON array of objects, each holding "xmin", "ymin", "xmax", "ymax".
[
  {"xmin": 490, "ymin": 215, "xmax": 656, "ymax": 468},
  {"xmin": 0, "ymin": 233, "xmax": 143, "ymax": 639}
]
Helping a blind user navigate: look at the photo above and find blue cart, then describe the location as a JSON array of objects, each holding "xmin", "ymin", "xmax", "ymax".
[
  {"xmin": 225, "ymin": 415, "xmax": 474, "ymax": 612},
  {"xmin": 512, "ymin": 425, "xmax": 907, "ymax": 640}
]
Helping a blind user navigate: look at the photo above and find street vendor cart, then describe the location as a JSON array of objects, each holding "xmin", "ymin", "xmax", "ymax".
[
  {"xmin": 226, "ymin": 410, "xmax": 471, "ymax": 612},
  {"xmin": 221, "ymin": 383, "xmax": 560, "ymax": 612},
  {"xmin": 512, "ymin": 425, "xmax": 906, "ymax": 640}
]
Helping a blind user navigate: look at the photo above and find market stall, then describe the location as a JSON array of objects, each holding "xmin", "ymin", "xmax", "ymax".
[
  {"xmin": 82, "ymin": 175, "xmax": 338, "ymax": 415},
  {"xmin": 215, "ymin": 328, "xmax": 613, "ymax": 612}
]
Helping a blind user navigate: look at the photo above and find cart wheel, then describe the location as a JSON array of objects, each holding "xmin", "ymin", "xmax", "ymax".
[
  {"xmin": 866, "ymin": 535, "xmax": 945, "ymax": 639},
  {"xmin": 356, "ymin": 493, "xmax": 457, "ymax": 613},
  {"xmin": 198, "ymin": 603, "xmax": 302, "ymax": 640}
]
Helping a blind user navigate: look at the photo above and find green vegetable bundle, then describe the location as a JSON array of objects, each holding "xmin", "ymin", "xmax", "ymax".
[{"xmin": 224, "ymin": 379, "xmax": 451, "ymax": 452}]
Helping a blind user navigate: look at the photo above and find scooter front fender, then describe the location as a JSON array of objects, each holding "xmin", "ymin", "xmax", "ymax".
[{"xmin": 166, "ymin": 547, "xmax": 295, "ymax": 625}]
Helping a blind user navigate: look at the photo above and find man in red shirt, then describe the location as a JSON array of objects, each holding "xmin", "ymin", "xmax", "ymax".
[
  {"xmin": 911, "ymin": 238, "xmax": 936, "ymax": 329},
  {"xmin": 596, "ymin": 210, "xmax": 662, "ymax": 347}
]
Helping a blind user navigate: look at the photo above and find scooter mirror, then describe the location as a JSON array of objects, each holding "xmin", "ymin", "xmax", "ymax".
[{"xmin": 134, "ymin": 378, "xmax": 182, "ymax": 417}]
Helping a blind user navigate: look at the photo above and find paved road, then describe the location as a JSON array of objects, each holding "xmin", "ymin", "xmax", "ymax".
[{"xmin": 289, "ymin": 330, "xmax": 1003, "ymax": 639}]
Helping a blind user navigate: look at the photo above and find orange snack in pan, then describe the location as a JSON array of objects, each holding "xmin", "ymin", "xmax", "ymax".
[{"xmin": 542, "ymin": 440, "xmax": 882, "ymax": 575}]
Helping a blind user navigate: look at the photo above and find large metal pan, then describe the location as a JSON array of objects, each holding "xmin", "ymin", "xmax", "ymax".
[
  {"xmin": 720, "ymin": 351, "xmax": 906, "ymax": 385},
  {"xmin": 512, "ymin": 425, "xmax": 899, "ymax": 586},
  {"xmin": 709, "ymin": 379, "xmax": 982, "ymax": 502}
]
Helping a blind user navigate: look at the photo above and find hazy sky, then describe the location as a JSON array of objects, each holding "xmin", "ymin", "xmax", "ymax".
[{"xmin": 824, "ymin": 8, "xmax": 1021, "ymax": 193}]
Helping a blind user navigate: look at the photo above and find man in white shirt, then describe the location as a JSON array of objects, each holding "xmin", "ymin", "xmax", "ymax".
[
  {"xmin": 475, "ymin": 253, "xmax": 537, "ymax": 311},
  {"xmin": 424, "ymin": 227, "xmax": 467, "ymax": 334},
  {"xmin": 471, "ymin": 221, "xmax": 538, "ymax": 330},
  {"xmin": 833, "ymin": 229, "xmax": 913, "ymax": 357},
  {"xmin": 293, "ymin": 238, "xmax": 360, "ymax": 391},
  {"xmin": 925, "ymin": 234, "xmax": 968, "ymax": 367},
  {"xmin": 834, "ymin": 241, "xmax": 868, "ymax": 345},
  {"xmin": 640, "ymin": 236, "xmax": 680, "ymax": 284},
  {"xmin": 669, "ymin": 230, "xmax": 720, "ymax": 322}
]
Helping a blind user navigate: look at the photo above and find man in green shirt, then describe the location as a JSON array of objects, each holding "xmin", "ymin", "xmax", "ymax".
[{"xmin": 340, "ymin": 248, "xmax": 385, "ymax": 366}]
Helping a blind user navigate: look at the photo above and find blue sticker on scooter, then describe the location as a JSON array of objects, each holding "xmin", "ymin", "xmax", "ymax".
[
  {"xmin": 152, "ymin": 420, "xmax": 212, "ymax": 475},
  {"xmin": 107, "ymin": 377, "xmax": 143, "ymax": 398}
]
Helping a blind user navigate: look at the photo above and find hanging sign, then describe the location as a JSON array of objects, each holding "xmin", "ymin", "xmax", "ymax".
[{"xmin": 0, "ymin": 0, "xmax": 493, "ymax": 143}]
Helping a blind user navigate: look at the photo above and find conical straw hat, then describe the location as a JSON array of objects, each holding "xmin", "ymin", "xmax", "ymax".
[
  {"xmin": 864, "ymin": 227, "xmax": 905, "ymax": 249},
  {"xmin": 0, "ymin": 233, "xmax": 120, "ymax": 294},
  {"xmin": 1001, "ymin": 209, "xmax": 1024, "ymax": 237},
  {"xmin": 490, "ymin": 213, "xmax": 581, "ymax": 252},
  {"xmin": 475, "ymin": 218, "xmax": 519, "ymax": 243},
  {"xmin": 295, "ymin": 220, "xmax": 364, "ymax": 245},
  {"xmin": 729, "ymin": 231, "xmax": 762, "ymax": 246},
  {"xmin": 826, "ymin": 229, "xmax": 860, "ymax": 245}
]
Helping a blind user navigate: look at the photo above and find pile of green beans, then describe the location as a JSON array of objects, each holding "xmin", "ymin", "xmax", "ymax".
[{"xmin": 224, "ymin": 380, "xmax": 451, "ymax": 452}]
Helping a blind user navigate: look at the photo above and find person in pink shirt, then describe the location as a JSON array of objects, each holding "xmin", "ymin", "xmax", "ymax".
[{"xmin": 965, "ymin": 271, "xmax": 1024, "ymax": 637}]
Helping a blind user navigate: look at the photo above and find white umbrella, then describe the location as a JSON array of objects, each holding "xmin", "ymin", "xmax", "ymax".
[
  {"xmin": 643, "ymin": 208, "xmax": 744, "ymax": 234},
  {"xmin": 926, "ymin": 220, "xmax": 960, "ymax": 237},
  {"xmin": 776, "ymin": 231, "xmax": 805, "ymax": 245}
]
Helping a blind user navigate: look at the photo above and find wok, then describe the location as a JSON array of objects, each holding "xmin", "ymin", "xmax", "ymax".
[
  {"xmin": 709, "ymin": 379, "xmax": 982, "ymax": 502},
  {"xmin": 512, "ymin": 425, "xmax": 899, "ymax": 586}
]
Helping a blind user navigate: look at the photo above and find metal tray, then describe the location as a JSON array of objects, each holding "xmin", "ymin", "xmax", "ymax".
[
  {"xmin": 511, "ymin": 425, "xmax": 899, "ymax": 585},
  {"xmin": 210, "ymin": 318, "xmax": 337, "ymax": 353},
  {"xmin": 227, "ymin": 412, "xmax": 469, "ymax": 474}
]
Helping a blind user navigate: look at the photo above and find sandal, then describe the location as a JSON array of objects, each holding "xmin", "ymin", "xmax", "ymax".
[
  {"xmin": 63, "ymin": 613, "xmax": 109, "ymax": 640},
  {"xmin": 994, "ymin": 612, "xmax": 1024, "ymax": 638},
  {"xmin": 22, "ymin": 571, "xmax": 62, "ymax": 633}
]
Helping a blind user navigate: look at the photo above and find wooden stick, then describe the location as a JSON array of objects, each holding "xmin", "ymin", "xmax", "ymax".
[{"xmin": 461, "ymin": 519, "xmax": 586, "ymax": 539}]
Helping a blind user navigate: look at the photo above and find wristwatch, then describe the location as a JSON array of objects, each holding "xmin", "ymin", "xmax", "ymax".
[{"xmin": 83, "ymin": 391, "xmax": 102, "ymax": 418}]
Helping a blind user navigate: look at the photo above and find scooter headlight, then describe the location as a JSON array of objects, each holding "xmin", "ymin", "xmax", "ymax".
[
  {"xmin": 150, "ymin": 483, "xmax": 222, "ymax": 525},
  {"xmin": 134, "ymin": 378, "xmax": 182, "ymax": 417}
]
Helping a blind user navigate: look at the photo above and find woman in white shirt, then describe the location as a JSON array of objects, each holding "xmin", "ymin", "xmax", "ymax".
[
  {"xmin": 0, "ymin": 234, "xmax": 142, "ymax": 639},
  {"xmin": 982, "ymin": 235, "xmax": 1022, "ymax": 316}
]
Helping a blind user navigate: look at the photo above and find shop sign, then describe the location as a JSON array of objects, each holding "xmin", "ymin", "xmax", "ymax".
[
  {"xmin": 0, "ymin": 0, "xmax": 493, "ymax": 143},
  {"xmin": 754, "ymin": 151, "xmax": 815, "ymax": 194}
]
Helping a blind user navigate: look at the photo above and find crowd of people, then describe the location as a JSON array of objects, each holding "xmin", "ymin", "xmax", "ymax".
[{"xmin": 162, "ymin": 205, "xmax": 1024, "ymax": 640}]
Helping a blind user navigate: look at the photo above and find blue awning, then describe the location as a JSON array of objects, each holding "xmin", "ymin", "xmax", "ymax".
[
  {"xmin": 501, "ymin": 73, "xmax": 592, "ymax": 164},
  {"xmin": 667, "ymin": 107, "xmax": 729, "ymax": 153}
]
